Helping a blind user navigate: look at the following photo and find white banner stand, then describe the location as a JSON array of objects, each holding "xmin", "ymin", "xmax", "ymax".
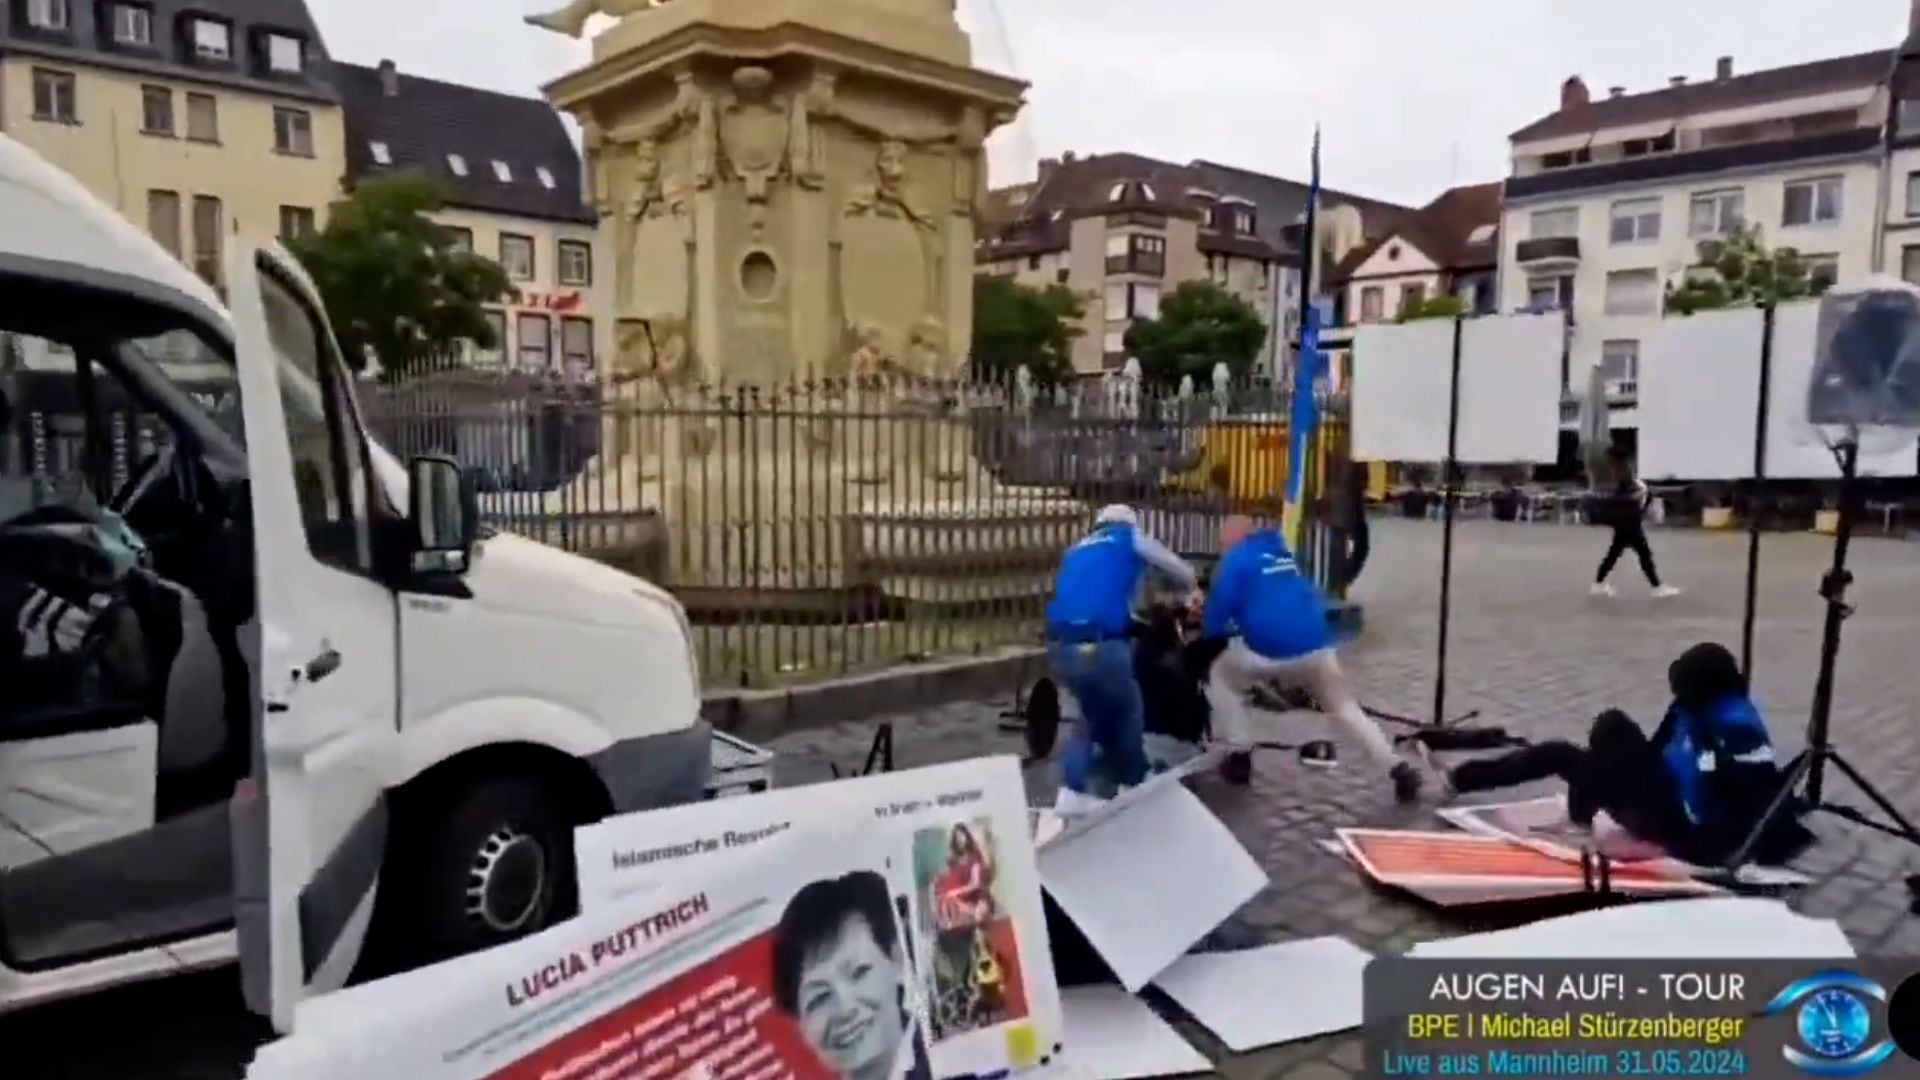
[{"xmin": 1036, "ymin": 761, "xmax": 1266, "ymax": 993}]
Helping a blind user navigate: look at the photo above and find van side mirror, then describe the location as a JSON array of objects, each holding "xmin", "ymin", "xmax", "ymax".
[{"xmin": 408, "ymin": 454, "xmax": 478, "ymax": 576}]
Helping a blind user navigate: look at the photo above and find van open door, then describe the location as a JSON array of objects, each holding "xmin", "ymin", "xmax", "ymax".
[{"xmin": 225, "ymin": 240, "xmax": 399, "ymax": 1032}]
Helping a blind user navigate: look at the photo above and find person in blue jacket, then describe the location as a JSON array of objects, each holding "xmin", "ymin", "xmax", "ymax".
[
  {"xmin": 1201, "ymin": 516, "xmax": 1424, "ymax": 802},
  {"xmin": 1445, "ymin": 641, "xmax": 1811, "ymax": 866},
  {"xmin": 1044, "ymin": 504, "xmax": 1199, "ymax": 814}
]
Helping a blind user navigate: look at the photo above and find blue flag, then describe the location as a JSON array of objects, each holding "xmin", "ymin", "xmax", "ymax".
[{"xmin": 1281, "ymin": 128, "xmax": 1323, "ymax": 550}]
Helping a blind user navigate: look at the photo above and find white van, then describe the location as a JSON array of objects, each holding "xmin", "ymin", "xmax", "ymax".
[{"xmin": 0, "ymin": 135, "xmax": 723, "ymax": 1031}]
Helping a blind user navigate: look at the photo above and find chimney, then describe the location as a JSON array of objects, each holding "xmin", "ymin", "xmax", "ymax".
[
  {"xmin": 1609, "ymin": 86, "xmax": 1626, "ymax": 98},
  {"xmin": 378, "ymin": 59, "xmax": 399, "ymax": 97},
  {"xmin": 1716, "ymin": 55, "xmax": 1733, "ymax": 81},
  {"xmin": 1560, "ymin": 75, "xmax": 1590, "ymax": 110},
  {"xmin": 1669, "ymin": 75, "xmax": 1687, "ymax": 88},
  {"xmin": 1037, "ymin": 156, "xmax": 1060, "ymax": 185}
]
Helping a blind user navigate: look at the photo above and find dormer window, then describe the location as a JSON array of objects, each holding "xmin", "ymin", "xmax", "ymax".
[
  {"xmin": 1108, "ymin": 182, "xmax": 1126, "ymax": 202},
  {"xmin": 536, "ymin": 166, "xmax": 556, "ymax": 189},
  {"xmin": 492, "ymin": 160, "xmax": 512, "ymax": 182},
  {"xmin": 111, "ymin": 3, "xmax": 151, "ymax": 45},
  {"xmin": 1233, "ymin": 208, "xmax": 1255, "ymax": 234},
  {"xmin": 191, "ymin": 18, "xmax": 231, "ymax": 61},
  {"xmin": 266, "ymin": 33, "xmax": 303, "ymax": 74},
  {"xmin": 1138, "ymin": 182, "xmax": 1157, "ymax": 202},
  {"xmin": 369, "ymin": 141, "xmax": 391, "ymax": 165},
  {"xmin": 447, "ymin": 154, "xmax": 468, "ymax": 176},
  {"xmin": 26, "ymin": 0, "xmax": 70, "ymax": 32}
]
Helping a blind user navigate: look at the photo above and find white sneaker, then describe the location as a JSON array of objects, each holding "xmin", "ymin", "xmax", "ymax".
[
  {"xmin": 1590, "ymin": 582, "xmax": 1616, "ymax": 597},
  {"xmin": 1652, "ymin": 585, "xmax": 1682, "ymax": 598},
  {"xmin": 1052, "ymin": 787, "xmax": 1108, "ymax": 817}
]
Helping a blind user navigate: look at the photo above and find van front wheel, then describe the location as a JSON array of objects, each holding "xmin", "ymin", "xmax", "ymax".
[{"xmin": 404, "ymin": 775, "xmax": 577, "ymax": 961}]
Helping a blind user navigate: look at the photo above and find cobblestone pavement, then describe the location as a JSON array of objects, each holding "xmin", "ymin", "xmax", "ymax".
[{"xmin": 10, "ymin": 519, "xmax": 1920, "ymax": 1078}]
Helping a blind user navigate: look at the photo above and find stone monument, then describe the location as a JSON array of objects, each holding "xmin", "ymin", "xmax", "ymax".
[{"xmin": 533, "ymin": 0, "xmax": 1083, "ymax": 606}]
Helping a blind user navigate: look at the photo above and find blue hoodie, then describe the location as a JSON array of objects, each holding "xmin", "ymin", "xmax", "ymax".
[
  {"xmin": 1202, "ymin": 529, "xmax": 1330, "ymax": 660},
  {"xmin": 1045, "ymin": 522, "xmax": 1195, "ymax": 639}
]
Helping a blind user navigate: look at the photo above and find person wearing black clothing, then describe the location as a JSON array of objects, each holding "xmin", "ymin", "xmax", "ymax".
[
  {"xmin": 1444, "ymin": 642, "xmax": 1811, "ymax": 867},
  {"xmin": 1592, "ymin": 447, "xmax": 1679, "ymax": 598}
]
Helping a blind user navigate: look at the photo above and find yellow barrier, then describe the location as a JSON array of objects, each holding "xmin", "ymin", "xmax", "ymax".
[{"xmin": 1170, "ymin": 417, "xmax": 1348, "ymax": 506}]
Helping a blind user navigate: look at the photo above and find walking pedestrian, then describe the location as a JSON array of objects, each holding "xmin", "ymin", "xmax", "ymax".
[
  {"xmin": 1200, "ymin": 515, "xmax": 1426, "ymax": 802},
  {"xmin": 1043, "ymin": 504, "xmax": 1200, "ymax": 815},
  {"xmin": 1592, "ymin": 446, "xmax": 1680, "ymax": 598}
]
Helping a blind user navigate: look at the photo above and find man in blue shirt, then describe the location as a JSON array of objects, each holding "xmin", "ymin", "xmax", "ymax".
[
  {"xmin": 1045, "ymin": 504, "xmax": 1199, "ymax": 814},
  {"xmin": 1201, "ymin": 516, "xmax": 1424, "ymax": 802}
]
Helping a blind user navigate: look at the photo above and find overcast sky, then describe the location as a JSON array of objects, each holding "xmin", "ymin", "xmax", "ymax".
[{"xmin": 313, "ymin": 0, "xmax": 1912, "ymax": 207}]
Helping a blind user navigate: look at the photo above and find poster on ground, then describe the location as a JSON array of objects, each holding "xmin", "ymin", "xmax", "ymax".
[
  {"xmin": 1334, "ymin": 828, "xmax": 1720, "ymax": 907},
  {"xmin": 567, "ymin": 756, "xmax": 1064, "ymax": 1079},
  {"xmin": 253, "ymin": 835, "xmax": 949, "ymax": 1080}
]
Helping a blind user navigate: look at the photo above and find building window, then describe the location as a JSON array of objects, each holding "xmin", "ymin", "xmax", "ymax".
[
  {"xmin": 516, "ymin": 313, "xmax": 551, "ymax": 370},
  {"xmin": 492, "ymin": 160, "xmax": 513, "ymax": 183},
  {"xmin": 1540, "ymin": 147, "xmax": 1593, "ymax": 170},
  {"xmin": 147, "ymin": 189, "xmax": 181, "ymax": 258},
  {"xmin": 1600, "ymin": 340, "xmax": 1639, "ymax": 396},
  {"xmin": 1233, "ymin": 208, "xmax": 1255, "ymax": 234},
  {"xmin": 31, "ymin": 68, "xmax": 77, "ymax": 123},
  {"xmin": 1608, "ymin": 197, "xmax": 1661, "ymax": 244},
  {"xmin": 26, "ymin": 0, "xmax": 69, "ymax": 31},
  {"xmin": 1359, "ymin": 286, "xmax": 1385, "ymax": 323},
  {"xmin": 1688, "ymin": 189, "xmax": 1744, "ymax": 238},
  {"xmin": 1529, "ymin": 207, "xmax": 1578, "ymax": 239},
  {"xmin": 474, "ymin": 310, "xmax": 507, "ymax": 367},
  {"xmin": 1526, "ymin": 275, "xmax": 1574, "ymax": 311},
  {"xmin": 1103, "ymin": 329, "xmax": 1125, "ymax": 355},
  {"xmin": 140, "ymin": 85, "xmax": 173, "ymax": 135},
  {"xmin": 272, "ymin": 107, "xmax": 312, "ymax": 156},
  {"xmin": 561, "ymin": 317, "xmax": 593, "ymax": 379},
  {"xmin": 112, "ymin": 3, "xmax": 150, "ymax": 45},
  {"xmin": 278, "ymin": 206, "xmax": 315, "ymax": 241},
  {"xmin": 1801, "ymin": 253, "xmax": 1838, "ymax": 293},
  {"xmin": 447, "ymin": 154, "xmax": 469, "ymax": 177},
  {"xmin": 191, "ymin": 18, "xmax": 231, "ymax": 61},
  {"xmin": 1903, "ymin": 245, "xmax": 1920, "ymax": 286},
  {"xmin": 1782, "ymin": 176, "xmax": 1843, "ymax": 227},
  {"xmin": 1399, "ymin": 283, "xmax": 1426, "ymax": 314},
  {"xmin": 443, "ymin": 226, "xmax": 473, "ymax": 253},
  {"xmin": 1603, "ymin": 268, "xmax": 1661, "ymax": 316},
  {"xmin": 1129, "ymin": 282, "xmax": 1162, "ymax": 319},
  {"xmin": 1056, "ymin": 268, "xmax": 1070, "ymax": 285},
  {"xmin": 499, "ymin": 233, "xmax": 535, "ymax": 282},
  {"xmin": 536, "ymin": 166, "xmax": 556, "ymax": 189},
  {"xmin": 266, "ymin": 33, "xmax": 303, "ymax": 74},
  {"xmin": 1908, "ymin": 173, "xmax": 1920, "ymax": 218},
  {"xmin": 191, "ymin": 195, "xmax": 223, "ymax": 289},
  {"xmin": 557, "ymin": 240, "xmax": 592, "ymax": 286},
  {"xmin": 1104, "ymin": 282, "xmax": 1127, "ymax": 318},
  {"xmin": 185, "ymin": 92, "xmax": 217, "ymax": 141},
  {"xmin": 369, "ymin": 141, "xmax": 391, "ymax": 165}
]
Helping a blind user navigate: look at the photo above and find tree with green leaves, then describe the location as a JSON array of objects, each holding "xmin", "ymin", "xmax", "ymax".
[
  {"xmin": 969, "ymin": 275, "xmax": 1083, "ymax": 388},
  {"xmin": 1123, "ymin": 280, "xmax": 1268, "ymax": 390},
  {"xmin": 1396, "ymin": 295, "xmax": 1467, "ymax": 323},
  {"xmin": 1664, "ymin": 223, "xmax": 1831, "ymax": 315},
  {"xmin": 289, "ymin": 174, "xmax": 514, "ymax": 378}
]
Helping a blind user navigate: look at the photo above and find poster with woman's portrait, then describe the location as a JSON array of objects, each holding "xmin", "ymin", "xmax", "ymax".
[
  {"xmin": 566, "ymin": 756, "xmax": 1064, "ymax": 1079},
  {"xmin": 909, "ymin": 819, "xmax": 1032, "ymax": 1044}
]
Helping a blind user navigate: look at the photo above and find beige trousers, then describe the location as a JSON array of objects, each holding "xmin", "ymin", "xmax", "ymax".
[{"xmin": 1204, "ymin": 640, "xmax": 1400, "ymax": 771}]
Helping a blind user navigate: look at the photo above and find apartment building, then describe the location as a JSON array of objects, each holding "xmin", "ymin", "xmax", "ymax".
[
  {"xmin": 976, "ymin": 152, "xmax": 1402, "ymax": 376},
  {"xmin": 1499, "ymin": 52, "xmax": 1894, "ymax": 427},
  {"xmin": 336, "ymin": 60, "xmax": 607, "ymax": 380},
  {"xmin": 1330, "ymin": 181, "xmax": 1501, "ymax": 323},
  {"xmin": 0, "ymin": 0, "xmax": 345, "ymax": 293}
]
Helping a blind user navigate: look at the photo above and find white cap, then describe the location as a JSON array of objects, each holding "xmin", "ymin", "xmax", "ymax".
[{"xmin": 1095, "ymin": 504, "xmax": 1138, "ymax": 527}]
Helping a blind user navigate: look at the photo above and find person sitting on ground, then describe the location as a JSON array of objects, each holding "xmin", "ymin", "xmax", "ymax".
[
  {"xmin": 1444, "ymin": 641, "xmax": 1812, "ymax": 867},
  {"xmin": 1200, "ymin": 515, "xmax": 1426, "ymax": 802}
]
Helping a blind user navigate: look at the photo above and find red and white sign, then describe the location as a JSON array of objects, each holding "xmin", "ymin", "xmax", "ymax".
[{"xmin": 517, "ymin": 290, "xmax": 585, "ymax": 313}]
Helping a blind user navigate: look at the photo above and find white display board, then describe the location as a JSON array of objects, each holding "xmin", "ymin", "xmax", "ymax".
[
  {"xmin": 1350, "ymin": 314, "xmax": 1563, "ymax": 465},
  {"xmin": 1768, "ymin": 301, "xmax": 1918, "ymax": 479},
  {"xmin": 1638, "ymin": 308, "xmax": 1766, "ymax": 482},
  {"xmin": 1457, "ymin": 313, "xmax": 1566, "ymax": 463},
  {"xmin": 1638, "ymin": 302, "xmax": 1918, "ymax": 480},
  {"xmin": 1149, "ymin": 936, "xmax": 1372, "ymax": 1052},
  {"xmin": 1057, "ymin": 986, "xmax": 1211, "ymax": 1078},
  {"xmin": 1350, "ymin": 319, "xmax": 1454, "ymax": 463},
  {"xmin": 1406, "ymin": 896, "xmax": 1853, "ymax": 959}
]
